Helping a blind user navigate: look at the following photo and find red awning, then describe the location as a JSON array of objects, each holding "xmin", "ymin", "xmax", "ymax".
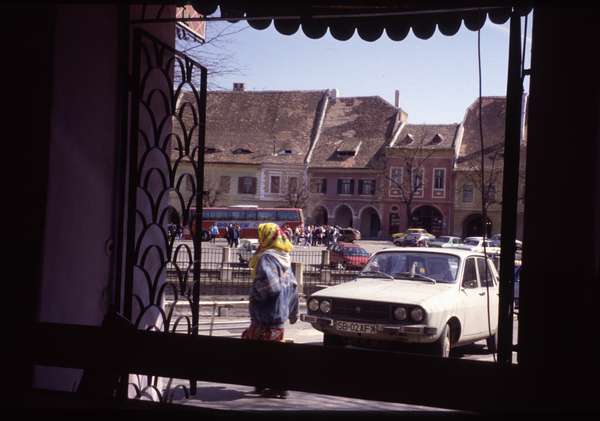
[{"xmin": 188, "ymin": 1, "xmax": 532, "ymax": 41}]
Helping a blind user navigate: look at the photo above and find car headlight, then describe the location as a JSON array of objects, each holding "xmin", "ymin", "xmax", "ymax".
[
  {"xmin": 319, "ymin": 300, "xmax": 331, "ymax": 313},
  {"xmin": 308, "ymin": 298, "xmax": 320, "ymax": 312},
  {"xmin": 393, "ymin": 307, "xmax": 407, "ymax": 321},
  {"xmin": 410, "ymin": 307, "xmax": 425, "ymax": 322}
]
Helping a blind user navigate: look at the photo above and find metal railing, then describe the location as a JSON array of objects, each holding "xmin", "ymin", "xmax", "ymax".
[{"xmin": 165, "ymin": 241, "xmax": 360, "ymax": 295}]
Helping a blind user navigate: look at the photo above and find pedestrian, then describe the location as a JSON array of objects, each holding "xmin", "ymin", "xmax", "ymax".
[
  {"xmin": 243, "ymin": 222, "xmax": 298, "ymax": 399},
  {"xmin": 233, "ymin": 224, "xmax": 241, "ymax": 248},
  {"xmin": 226, "ymin": 223, "xmax": 234, "ymax": 247},
  {"xmin": 210, "ymin": 222, "xmax": 219, "ymax": 243}
]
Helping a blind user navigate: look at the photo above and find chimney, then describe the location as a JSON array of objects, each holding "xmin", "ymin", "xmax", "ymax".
[
  {"xmin": 233, "ymin": 82, "xmax": 245, "ymax": 92},
  {"xmin": 395, "ymin": 90, "xmax": 400, "ymax": 108}
]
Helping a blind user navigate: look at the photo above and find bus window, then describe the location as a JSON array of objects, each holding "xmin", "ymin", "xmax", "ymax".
[
  {"xmin": 202, "ymin": 210, "xmax": 214, "ymax": 219},
  {"xmin": 213, "ymin": 210, "xmax": 229, "ymax": 220},
  {"xmin": 258, "ymin": 210, "xmax": 276, "ymax": 220},
  {"xmin": 230, "ymin": 210, "xmax": 246, "ymax": 220},
  {"xmin": 276, "ymin": 210, "xmax": 300, "ymax": 221},
  {"xmin": 245, "ymin": 210, "xmax": 257, "ymax": 220}
]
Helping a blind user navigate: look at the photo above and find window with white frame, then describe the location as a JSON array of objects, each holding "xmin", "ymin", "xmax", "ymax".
[
  {"xmin": 238, "ymin": 176, "xmax": 257, "ymax": 194},
  {"xmin": 433, "ymin": 168, "xmax": 446, "ymax": 197},
  {"xmin": 310, "ymin": 177, "xmax": 327, "ymax": 194},
  {"xmin": 359, "ymin": 179, "xmax": 376, "ymax": 195},
  {"xmin": 411, "ymin": 167, "xmax": 424, "ymax": 197},
  {"xmin": 270, "ymin": 175, "xmax": 281, "ymax": 194},
  {"xmin": 463, "ymin": 183, "xmax": 474, "ymax": 202},
  {"xmin": 486, "ymin": 183, "xmax": 497, "ymax": 202},
  {"xmin": 288, "ymin": 177, "xmax": 298, "ymax": 193},
  {"xmin": 337, "ymin": 179, "xmax": 354, "ymax": 195},
  {"xmin": 389, "ymin": 167, "xmax": 402, "ymax": 196}
]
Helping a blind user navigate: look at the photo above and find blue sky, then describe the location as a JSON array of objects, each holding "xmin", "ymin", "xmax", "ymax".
[{"xmin": 182, "ymin": 15, "xmax": 532, "ymax": 124}]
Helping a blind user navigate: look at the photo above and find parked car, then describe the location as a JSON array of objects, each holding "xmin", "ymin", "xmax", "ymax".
[
  {"xmin": 300, "ymin": 248, "xmax": 499, "ymax": 357},
  {"xmin": 429, "ymin": 236, "xmax": 463, "ymax": 248},
  {"xmin": 489, "ymin": 234, "xmax": 523, "ymax": 250},
  {"xmin": 339, "ymin": 227, "xmax": 361, "ymax": 243},
  {"xmin": 391, "ymin": 228, "xmax": 435, "ymax": 241},
  {"xmin": 455, "ymin": 237, "xmax": 500, "ymax": 255},
  {"xmin": 394, "ymin": 233, "xmax": 431, "ymax": 247},
  {"xmin": 329, "ymin": 242, "xmax": 370, "ymax": 270},
  {"xmin": 514, "ymin": 263, "xmax": 522, "ymax": 309},
  {"xmin": 236, "ymin": 238, "xmax": 258, "ymax": 266}
]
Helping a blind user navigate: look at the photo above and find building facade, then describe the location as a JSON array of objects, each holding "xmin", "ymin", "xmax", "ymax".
[
  {"xmin": 382, "ymin": 124, "xmax": 461, "ymax": 236},
  {"xmin": 306, "ymin": 94, "xmax": 407, "ymax": 238}
]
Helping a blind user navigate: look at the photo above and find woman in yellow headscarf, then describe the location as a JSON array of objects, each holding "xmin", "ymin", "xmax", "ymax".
[{"xmin": 242, "ymin": 223, "xmax": 298, "ymax": 399}]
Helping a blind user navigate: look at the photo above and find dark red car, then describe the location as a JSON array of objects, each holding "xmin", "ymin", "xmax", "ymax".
[{"xmin": 329, "ymin": 242, "xmax": 370, "ymax": 270}]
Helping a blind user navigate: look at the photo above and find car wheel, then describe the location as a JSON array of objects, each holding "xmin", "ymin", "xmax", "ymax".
[
  {"xmin": 486, "ymin": 332, "xmax": 498, "ymax": 354},
  {"xmin": 433, "ymin": 324, "xmax": 452, "ymax": 358},
  {"xmin": 323, "ymin": 333, "xmax": 346, "ymax": 347}
]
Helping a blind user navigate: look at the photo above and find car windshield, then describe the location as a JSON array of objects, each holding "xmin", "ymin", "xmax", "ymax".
[
  {"xmin": 436, "ymin": 236, "xmax": 450, "ymax": 242},
  {"xmin": 342, "ymin": 247, "xmax": 369, "ymax": 256},
  {"xmin": 464, "ymin": 239, "xmax": 480, "ymax": 246},
  {"xmin": 361, "ymin": 251, "xmax": 460, "ymax": 283}
]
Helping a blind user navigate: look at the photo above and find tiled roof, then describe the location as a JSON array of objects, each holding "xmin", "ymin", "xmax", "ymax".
[
  {"xmin": 456, "ymin": 97, "xmax": 506, "ymax": 170},
  {"xmin": 309, "ymin": 96, "xmax": 403, "ymax": 169},
  {"xmin": 173, "ymin": 89, "xmax": 329, "ymax": 165},
  {"xmin": 391, "ymin": 123, "xmax": 459, "ymax": 149}
]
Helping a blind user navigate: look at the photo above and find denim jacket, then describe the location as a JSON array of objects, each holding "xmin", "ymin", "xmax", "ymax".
[{"xmin": 248, "ymin": 254, "xmax": 298, "ymax": 328}]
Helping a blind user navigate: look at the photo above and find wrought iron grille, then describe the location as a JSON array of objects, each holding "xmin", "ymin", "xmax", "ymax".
[{"xmin": 122, "ymin": 28, "xmax": 207, "ymax": 402}]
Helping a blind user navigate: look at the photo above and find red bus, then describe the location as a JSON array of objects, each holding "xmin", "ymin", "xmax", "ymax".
[{"xmin": 189, "ymin": 206, "xmax": 304, "ymax": 240}]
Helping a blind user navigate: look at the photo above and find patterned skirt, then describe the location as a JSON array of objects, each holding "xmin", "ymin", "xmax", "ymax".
[{"xmin": 241, "ymin": 323, "xmax": 284, "ymax": 342}]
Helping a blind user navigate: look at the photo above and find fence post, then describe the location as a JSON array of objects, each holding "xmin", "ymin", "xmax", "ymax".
[
  {"xmin": 320, "ymin": 250, "xmax": 331, "ymax": 283},
  {"xmin": 221, "ymin": 247, "xmax": 232, "ymax": 282},
  {"xmin": 292, "ymin": 262, "xmax": 304, "ymax": 295}
]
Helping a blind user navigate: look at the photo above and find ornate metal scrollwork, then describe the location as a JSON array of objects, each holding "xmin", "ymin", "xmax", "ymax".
[{"xmin": 124, "ymin": 28, "xmax": 207, "ymax": 401}]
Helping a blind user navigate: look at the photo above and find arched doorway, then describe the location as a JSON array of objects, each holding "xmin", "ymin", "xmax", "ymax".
[
  {"xmin": 410, "ymin": 205, "xmax": 444, "ymax": 236},
  {"xmin": 334, "ymin": 205, "xmax": 353, "ymax": 227},
  {"xmin": 462, "ymin": 214, "xmax": 492, "ymax": 237},
  {"xmin": 360, "ymin": 207, "xmax": 381, "ymax": 239},
  {"xmin": 312, "ymin": 206, "xmax": 328, "ymax": 226}
]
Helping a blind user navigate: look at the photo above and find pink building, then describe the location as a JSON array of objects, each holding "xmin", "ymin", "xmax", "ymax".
[
  {"xmin": 382, "ymin": 124, "xmax": 461, "ymax": 237},
  {"xmin": 306, "ymin": 94, "xmax": 407, "ymax": 238}
]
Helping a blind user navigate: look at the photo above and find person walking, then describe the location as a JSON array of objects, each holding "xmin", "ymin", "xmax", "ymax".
[
  {"xmin": 232, "ymin": 224, "xmax": 241, "ymax": 248},
  {"xmin": 210, "ymin": 222, "xmax": 219, "ymax": 243},
  {"xmin": 225, "ymin": 223, "xmax": 234, "ymax": 247},
  {"xmin": 242, "ymin": 223, "xmax": 298, "ymax": 399}
]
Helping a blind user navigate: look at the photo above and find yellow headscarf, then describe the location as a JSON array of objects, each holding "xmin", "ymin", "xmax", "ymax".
[{"xmin": 249, "ymin": 223, "xmax": 293, "ymax": 278}]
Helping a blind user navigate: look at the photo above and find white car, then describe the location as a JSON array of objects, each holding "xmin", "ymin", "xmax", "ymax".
[
  {"xmin": 455, "ymin": 237, "xmax": 500, "ymax": 255},
  {"xmin": 300, "ymin": 247, "xmax": 499, "ymax": 357},
  {"xmin": 428, "ymin": 236, "xmax": 463, "ymax": 248}
]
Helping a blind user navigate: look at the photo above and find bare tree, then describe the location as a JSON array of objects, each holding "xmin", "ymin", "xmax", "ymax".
[
  {"xmin": 384, "ymin": 140, "xmax": 437, "ymax": 231},
  {"xmin": 284, "ymin": 183, "xmax": 311, "ymax": 209},
  {"xmin": 176, "ymin": 20, "xmax": 247, "ymax": 89},
  {"xmin": 457, "ymin": 143, "xmax": 504, "ymax": 212},
  {"xmin": 202, "ymin": 177, "xmax": 226, "ymax": 207}
]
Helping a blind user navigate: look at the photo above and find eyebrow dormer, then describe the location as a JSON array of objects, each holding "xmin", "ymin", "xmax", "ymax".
[{"xmin": 232, "ymin": 147, "xmax": 252, "ymax": 155}]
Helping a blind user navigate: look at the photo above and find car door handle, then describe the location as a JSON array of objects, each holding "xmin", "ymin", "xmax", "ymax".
[{"xmin": 479, "ymin": 292, "xmax": 486, "ymax": 296}]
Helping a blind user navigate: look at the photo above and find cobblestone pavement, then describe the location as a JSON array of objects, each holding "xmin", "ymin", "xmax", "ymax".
[{"xmin": 170, "ymin": 379, "xmax": 456, "ymax": 412}]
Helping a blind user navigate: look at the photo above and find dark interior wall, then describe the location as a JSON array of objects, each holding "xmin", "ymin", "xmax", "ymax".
[
  {"xmin": 6, "ymin": 4, "xmax": 56, "ymax": 404},
  {"xmin": 520, "ymin": 7, "xmax": 600, "ymax": 409},
  {"xmin": 33, "ymin": 4, "xmax": 120, "ymax": 392}
]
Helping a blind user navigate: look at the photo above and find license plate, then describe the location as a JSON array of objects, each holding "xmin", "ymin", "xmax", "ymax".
[{"xmin": 334, "ymin": 320, "xmax": 379, "ymax": 335}]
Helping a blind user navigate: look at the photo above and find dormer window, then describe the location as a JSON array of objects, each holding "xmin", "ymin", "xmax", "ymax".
[
  {"xmin": 204, "ymin": 147, "xmax": 221, "ymax": 154},
  {"xmin": 278, "ymin": 149, "xmax": 293, "ymax": 155},
  {"xmin": 429, "ymin": 134, "xmax": 444, "ymax": 145},
  {"xmin": 232, "ymin": 148, "xmax": 252, "ymax": 155},
  {"xmin": 399, "ymin": 134, "xmax": 415, "ymax": 145},
  {"xmin": 336, "ymin": 140, "xmax": 361, "ymax": 158}
]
